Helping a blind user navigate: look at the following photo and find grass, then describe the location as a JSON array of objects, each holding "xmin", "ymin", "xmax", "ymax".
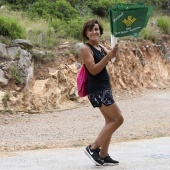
[
  {"xmin": 139, "ymin": 17, "xmax": 162, "ymax": 43},
  {"xmin": 0, "ymin": 7, "xmax": 111, "ymax": 46},
  {"xmin": 0, "ymin": 6, "xmax": 48, "ymax": 31},
  {"xmin": 157, "ymin": 15, "xmax": 170, "ymax": 34},
  {"xmin": 8, "ymin": 65, "xmax": 23, "ymax": 85},
  {"xmin": 2, "ymin": 91, "xmax": 10, "ymax": 108},
  {"xmin": 0, "ymin": 6, "xmax": 51, "ymax": 48},
  {"xmin": 0, "ymin": 6, "xmax": 170, "ymax": 50},
  {"xmin": 2, "ymin": 91, "xmax": 9, "ymax": 103}
]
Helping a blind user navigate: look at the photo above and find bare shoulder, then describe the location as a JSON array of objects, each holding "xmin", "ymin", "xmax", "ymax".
[
  {"xmin": 81, "ymin": 44, "xmax": 90, "ymax": 52},
  {"xmin": 81, "ymin": 44, "xmax": 94, "ymax": 65},
  {"xmin": 81, "ymin": 44, "xmax": 92, "ymax": 57}
]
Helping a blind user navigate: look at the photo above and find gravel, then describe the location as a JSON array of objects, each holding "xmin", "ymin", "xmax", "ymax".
[{"xmin": 0, "ymin": 88, "xmax": 170, "ymax": 152}]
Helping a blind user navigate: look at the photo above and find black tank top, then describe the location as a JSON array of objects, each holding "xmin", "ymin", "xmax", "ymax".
[{"xmin": 85, "ymin": 43, "xmax": 111, "ymax": 94}]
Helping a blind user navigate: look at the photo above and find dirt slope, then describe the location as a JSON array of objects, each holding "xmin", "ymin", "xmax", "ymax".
[{"xmin": 1, "ymin": 36, "xmax": 169, "ymax": 113}]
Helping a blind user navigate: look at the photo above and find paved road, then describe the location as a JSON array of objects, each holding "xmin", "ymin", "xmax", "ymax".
[{"xmin": 0, "ymin": 137, "xmax": 170, "ymax": 170}]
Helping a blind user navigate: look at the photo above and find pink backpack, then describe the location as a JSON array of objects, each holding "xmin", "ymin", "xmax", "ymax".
[{"xmin": 77, "ymin": 65, "xmax": 88, "ymax": 97}]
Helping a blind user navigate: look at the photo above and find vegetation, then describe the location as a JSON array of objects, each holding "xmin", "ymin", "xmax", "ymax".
[
  {"xmin": 2, "ymin": 91, "xmax": 10, "ymax": 107},
  {"xmin": 8, "ymin": 64, "xmax": 24, "ymax": 85},
  {"xmin": 26, "ymin": 0, "xmax": 79, "ymax": 20},
  {"xmin": 0, "ymin": 15, "xmax": 26, "ymax": 39},
  {"xmin": 0, "ymin": 0, "xmax": 169, "ymax": 48},
  {"xmin": 157, "ymin": 16, "xmax": 170, "ymax": 34},
  {"xmin": 2, "ymin": 91, "xmax": 9, "ymax": 103},
  {"xmin": 31, "ymin": 49, "xmax": 55, "ymax": 63}
]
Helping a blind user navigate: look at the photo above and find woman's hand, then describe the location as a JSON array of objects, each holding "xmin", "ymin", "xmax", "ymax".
[{"xmin": 106, "ymin": 44, "xmax": 118, "ymax": 61}]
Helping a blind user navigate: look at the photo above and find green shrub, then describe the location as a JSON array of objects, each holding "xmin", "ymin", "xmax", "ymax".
[
  {"xmin": 0, "ymin": 0, "xmax": 36, "ymax": 10},
  {"xmin": 49, "ymin": 17, "xmax": 84, "ymax": 40},
  {"xmin": 55, "ymin": 0, "xmax": 79, "ymax": 20},
  {"xmin": 49, "ymin": 19, "xmax": 67, "ymax": 40},
  {"xmin": 2, "ymin": 91, "xmax": 9, "ymax": 102},
  {"xmin": 85, "ymin": 0, "xmax": 126, "ymax": 17},
  {"xmin": 157, "ymin": 16, "xmax": 170, "ymax": 34},
  {"xmin": 27, "ymin": 0, "xmax": 79, "ymax": 20},
  {"xmin": 2, "ymin": 91, "xmax": 10, "ymax": 107},
  {"xmin": 64, "ymin": 17, "xmax": 84, "ymax": 40},
  {"xmin": 26, "ymin": 1, "xmax": 53, "ymax": 19},
  {"xmin": 8, "ymin": 65, "xmax": 24, "ymax": 85},
  {"xmin": 27, "ymin": 27, "xmax": 57, "ymax": 49},
  {"xmin": 140, "ymin": 28, "xmax": 150, "ymax": 40},
  {"xmin": 139, "ymin": 23, "xmax": 161, "ymax": 43},
  {"xmin": 45, "ymin": 27, "xmax": 58, "ymax": 49},
  {"xmin": 49, "ymin": 18, "xmax": 64, "ymax": 33},
  {"xmin": 0, "ymin": 15, "xmax": 26, "ymax": 39},
  {"xmin": 129, "ymin": 0, "xmax": 169, "ymax": 9}
]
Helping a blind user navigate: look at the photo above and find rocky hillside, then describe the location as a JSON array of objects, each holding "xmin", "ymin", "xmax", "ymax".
[{"xmin": 0, "ymin": 35, "xmax": 170, "ymax": 113}]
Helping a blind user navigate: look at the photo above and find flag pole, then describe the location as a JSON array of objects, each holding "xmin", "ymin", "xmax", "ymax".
[
  {"xmin": 111, "ymin": 34, "xmax": 117, "ymax": 62},
  {"xmin": 111, "ymin": 34, "xmax": 117, "ymax": 48}
]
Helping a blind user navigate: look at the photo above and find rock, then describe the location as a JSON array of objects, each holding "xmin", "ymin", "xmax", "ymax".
[
  {"xmin": 18, "ymin": 49, "xmax": 34, "ymax": 85},
  {"xmin": 0, "ymin": 43, "xmax": 8, "ymax": 59},
  {"xmin": 6, "ymin": 46, "xmax": 21, "ymax": 60},
  {"xmin": 0, "ymin": 69, "xmax": 8, "ymax": 86},
  {"xmin": 0, "ymin": 39, "xmax": 35, "ymax": 110},
  {"xmin": 11, "ymin": 39, "xmax": 33, "ymax": 49},
  {"xmin": 58, "ymin": 44, "xmax": 70, "ymax": 49},
  {"xmin": 70, "ymin": 42, "xmax": 84, "ymax": 59}
]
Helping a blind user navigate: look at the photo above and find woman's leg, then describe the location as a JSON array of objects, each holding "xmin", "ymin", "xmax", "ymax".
[
  {"xmin": 100, "ymin": 137, "xmax": 111, "ymax": 158},
  {"xmin": 91, "ymin": 103, "xmax": 124, "ymax": 151},
  {"xmin": 99, "ymin": 108, "xmax": 112, "ymax": 158}
]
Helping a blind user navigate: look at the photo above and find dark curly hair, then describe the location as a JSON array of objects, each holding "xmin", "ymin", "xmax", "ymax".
[{"xmin": 82, "ymin": 19, "xmax": 103, "ymax": 41}]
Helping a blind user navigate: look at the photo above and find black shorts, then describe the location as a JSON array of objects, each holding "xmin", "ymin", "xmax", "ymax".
[{"xmin": 88, "ymin": 89, "xmax": 115, "ymax": 108}]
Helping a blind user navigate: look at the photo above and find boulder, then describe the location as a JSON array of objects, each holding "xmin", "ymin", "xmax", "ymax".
[
  {"xmin": 70, "ymin": 42, "xmax": 84, "ymax": 59},
  {"xmin": 11, "ymin": 39, "xmax": 33, "ymax": 49}
]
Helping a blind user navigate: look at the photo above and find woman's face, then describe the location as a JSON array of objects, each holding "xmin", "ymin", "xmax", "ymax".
[{"xmin": 86, "ymin": 24, "xmax": 100, "ymax": 41}]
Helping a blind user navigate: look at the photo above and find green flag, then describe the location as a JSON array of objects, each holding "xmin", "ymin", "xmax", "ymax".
[{"xmin": 109, "ymin": 3, "xmax": 154, "ymax": 37}]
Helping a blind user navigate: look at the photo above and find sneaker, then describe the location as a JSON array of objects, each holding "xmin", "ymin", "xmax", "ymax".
[
  {"xmin": 102, "ymin": 155, "xmax": 119, "ymax": 166},
  {"xmin": 84, "ymin": 145, "xmax": 104, "ymax": 166}
]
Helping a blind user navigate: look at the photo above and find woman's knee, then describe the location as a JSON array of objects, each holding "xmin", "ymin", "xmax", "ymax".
[
  {"xmin": 114, "ymin": 113, "xmax": 124, "ymax": 126},
  {"xmin": 118, "ymin": 114, "xmax": 124, "ymax": 125}
]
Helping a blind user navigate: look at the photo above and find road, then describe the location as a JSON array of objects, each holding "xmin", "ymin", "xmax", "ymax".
[{"xmin": 0, "ymin": 137, "xmax": 170, "ymax": 170}]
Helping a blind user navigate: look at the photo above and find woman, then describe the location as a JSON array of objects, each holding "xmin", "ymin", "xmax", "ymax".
[{"xmin": 81, "ymin": 19, "xmax": 124, "ymax": 166}]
